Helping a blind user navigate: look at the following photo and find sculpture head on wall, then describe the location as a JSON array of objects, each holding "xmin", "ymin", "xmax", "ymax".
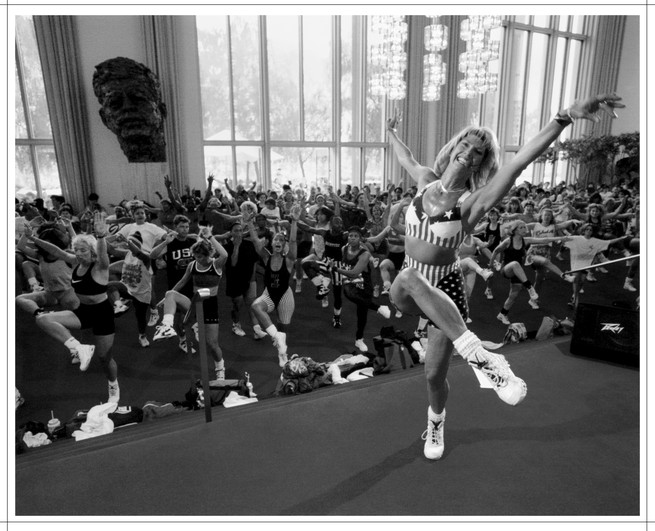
[{"xmin": 92, "ymin": 57, "xmax": 167, "ymax": 163}]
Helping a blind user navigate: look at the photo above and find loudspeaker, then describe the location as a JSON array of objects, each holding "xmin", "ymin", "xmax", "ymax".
[{"xmin": 570, "ymin": 303, "xmax": 639, "ymax": 366}]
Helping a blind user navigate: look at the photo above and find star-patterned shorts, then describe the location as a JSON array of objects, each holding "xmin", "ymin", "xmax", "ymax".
[{"xmin": 398, "ymin": 256, "xmax": 469, "ymax": 325}]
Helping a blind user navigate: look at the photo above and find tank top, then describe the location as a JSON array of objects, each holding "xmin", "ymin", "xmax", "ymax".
[
  {"xmin": 191, "ymin": 261, "xmax": 222, "ymax": 296},
  {"xmin": 341, "ymin": 245, "xmax": 370, "ymax": 288},
  {"xmin": 264, "ymin": 254, "xmax": 291, "ymax": 304},
  {"xmin": 503, "ymin": 238, "xmax": 527, "ymax": 265},
  {"xmin": 72, "ymin": 263, "xmax": 106, "ymax": 295},
  {"xmin": 404, "ymin": 180, "xmax": 469, "ymax": 249},
  {"xmin": 483, "ymin": 222, "xmax": 501, "ymax": 251},
  {"xmin": 40, "ymin": 258, "xmax": 72, "ymax": 292}
]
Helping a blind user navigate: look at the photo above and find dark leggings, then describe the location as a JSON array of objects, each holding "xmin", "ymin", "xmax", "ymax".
[
  {"xmin": 344, "ymin": 284, "xmax": 379, "ymax": 340},
  {"xmin": 132, "ymin": 298, "xmax": 149, "ymax": 334}
]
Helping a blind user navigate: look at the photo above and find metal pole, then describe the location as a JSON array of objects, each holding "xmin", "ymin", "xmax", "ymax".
[{"xmin": 563, "ymin": 254, "xmax": 639, "ymax": 275}]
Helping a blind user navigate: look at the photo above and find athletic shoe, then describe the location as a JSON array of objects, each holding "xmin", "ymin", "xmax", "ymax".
[
  {"xmin": 154, "ymin": 323, "xmax": 177, "ymax": 341},
  {"xmin": 179, "ymin": 338, "xmax": 196, "ymax": 354},
  {"xmin": 528, "ymin": 299, "xmax": 540, "ymax": 310},
  {"xmin": 355, "ymin": 339, "xmax": 368, "ymax": 352},
  {"xmin": 497, "ymin": 312, "xmax": 510, "ymax": 325},
  {"xmin": 138, "ymin": 334, "xmax": 150, "ymax": 348},
  {"xmin": 114, "ymin": 301, "xmax": 130, "ymax": 316},
  {"xmin": 75, "ymin": 344, "xmax": 95, "ymax": 372},
  {"xmin": 527, "ymin": 286, "xmax": 539, "ymax": 300},
  {"xmin": 30, "ymin": 283, "xmax": 44, "ymax": 292},
  {"xmin": 231, "ymin": 323, "xmax": 246, "ymax": 337},
  {"xmin": 253, "ymin": 326, "xmax": 268, "ymax": 340},
  {"xmin": 377, "ymin": 305, "xmax": 391, "ymax": 319},
  {"xmin": 373, "ymin": 285, "xmax": 380, "ymax": 298},
  {"xmin": 332, "ymin": 315, "xmax": 341, "ymax": 328},
  {"xmin": 147, "ymin": 307, "xmax": 160, "ymax": 327},
  {"xmin": 272, "ymin": 331, "xmax": 287, "ymax": 356},
  {"xmin": 624, "ymin": 278, "xmax": 637, "ymax": 292},
  {"xmin": 480, "ymin": 268, "xmax": 494, "ymax": 281},
  {"xmin": 586, "ymin": 272, "xmax": 597, "ymax": 282},
  {"xmin": 316, "ymin": 284, "xmax": 330, "ymax": 299},
  {"xmin": 467, "ymin": 352, "xmax": 527, "ymax": 406},
  {"xmin": 321, "ymin": 298, "xmax": 329, "ymax": 308},
  {"xmin": 295, "ymin": 282, "xmax": 302, "ymax": 293},
  {"xmin": 70, "ymin": 352, "xmax": 80, "ymax": 365},
  {"xmin": 278, "ymin": 352, "xmax": 288, "ymax": 368},
  {"xmin": 422, "ymin": 411, "xmax": 445, "ymax": 460},
  {"xmin": 108, "ymin": 381, "xmax": 120, "ymax": 404},
  {"xmin": 484, "ymin": 288, "xmax": 494, "ymax": 300},
  {"xmin": 562, "ymin": 274, "xmax": 576, "ymax": 283}
]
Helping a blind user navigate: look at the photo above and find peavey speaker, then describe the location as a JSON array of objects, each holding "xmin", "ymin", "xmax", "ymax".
[{"xmin": 570, "ymin": 303, "xmax": 639, "ymax": 366}]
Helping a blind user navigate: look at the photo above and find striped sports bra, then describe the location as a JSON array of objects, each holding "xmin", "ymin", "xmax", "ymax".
[{"xmin": 404, "ymin": 180, "xmax": 470, "ymax": 249}]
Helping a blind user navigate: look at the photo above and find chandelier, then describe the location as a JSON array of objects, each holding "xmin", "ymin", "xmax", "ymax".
[
  {"xmin": 422, "ymin": 16, "xmax": 448, "ymax": 101},
  {"xmin": 457, "ymin": 15, "xmax": 502, "ymax": 99},
  {"xmin": 369, "ymin": 16, "xmax": 408, "ymax": 100}
]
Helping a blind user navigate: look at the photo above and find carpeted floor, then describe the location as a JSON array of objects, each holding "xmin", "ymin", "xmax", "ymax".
[{"xmin": 14, "ymin": 337, "xmax": 639, "ymax": 516}]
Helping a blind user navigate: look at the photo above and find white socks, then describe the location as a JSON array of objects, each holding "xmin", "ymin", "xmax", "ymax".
[
  {"xmin": 428, "ymin": 406, "xmax": 445, "ymax": 421},
  {"xmin": 452, "ymin": 330, "xmax": 483, "ymax": 363},
  {"xmin": 64, "ymin": 337, "xmax": 82, "ymax": 353},
  {"xmin": 161, "ymin": 314, "xmax": 174, "ymax": 327},
  {"xmin": 265, "ymin": 324, "xmax": 279, "ymax": 337},
  {"xmin": 214, "ymin": 359, "xmax": 224, "ymax": 371}
]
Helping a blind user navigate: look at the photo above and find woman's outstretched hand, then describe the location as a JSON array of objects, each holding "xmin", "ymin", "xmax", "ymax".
[
  {"xmin": 386, "ymin": 107, "xmax": 402, "ymax": 132},
  {"xmin": 569, "ymin": 93, "xmax": 625, "ymax": 122}
]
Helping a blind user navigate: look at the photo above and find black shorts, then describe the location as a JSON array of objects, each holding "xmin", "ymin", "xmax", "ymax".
[
  {"xmin": 201, "ymin": 298, "xmax": 219, "ymax": 324},
  {"xmin": 73, "ymin": 299, "xmax": 115, "ymax": 335},
  {"xmin": 387, "ymin": 251, "xmax": 405, "ymax": 271},
  {"xmin": 297, "ymin": 240, "xmax": 312, "ymax": 259}
]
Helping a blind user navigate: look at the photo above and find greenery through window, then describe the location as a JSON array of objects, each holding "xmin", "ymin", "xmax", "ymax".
[{"xmin": 15, "ymin": 15, "xmax": 61, "ymax": 201}]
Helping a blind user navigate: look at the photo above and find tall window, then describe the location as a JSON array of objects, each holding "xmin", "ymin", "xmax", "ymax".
[
  {"xmin": 500, "ymin": 15, "xmax": 587, "ymax": 185},
  {"xmin": 15, "ymin": 15, "xmax": 61, "ymax": 201},
  {"xmin": 196, "ymin": 15, "xmax": 387, "ymax": 192}
]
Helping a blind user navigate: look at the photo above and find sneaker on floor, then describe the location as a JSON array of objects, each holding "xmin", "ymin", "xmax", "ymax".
[
  {"xmin": 484, "ymin": 287, "xmax": 494, "ymax": 300},
  {"xmin": 562, "ymin": 274, "xmax": 576, "ymax": 283},
  {"xmin": 113, "ymin": 301, "xmax": 130, "ymax": 316},
  {"xmin": 178, "ymin": 338, "xmax": 196, "ymax": 354},
  {"xmin": 497, "ymin": 312, "xmax": 510, "ymax": 325},
  {"xmin": 153, "ymin": 323, "xmax": 177, "ymax": 341},
  {"xmin": 467, "ymin": 351, "xmax": 527, "ymax": 406},
  {"xmin": 75, "ymin": 344, "xmax": 95, "ymax": 372},
  {"xmin": 527, "ymin": 286, "xmax": 539, "ymax": 300},
  {"xmin": 253, "ymin": 326, "xmax": 268, "ymax": 340},
  {"xmin": 377, "ymin": 305, "xmax": 391, "ymax": 319},
  {"xmin": 273, "ymin": 331, "xmax": 287, "ymax": 356},
  {"xmin": 422, "ymin": 412, "xmax": 445, "ymax": 460},
  {"xmin": 332, "ymin": 315, "xmax": 342, "ymax": 329},
  {"xmin": 480, "ymin": 268, "xmax": 494, "ymax": 281},
  {"xmin": 231, "ymin": 322, "xmax": 246, "ymax": 337},
  {"xmin": 355, "ymin": 339, "xmax": 368, "ymax": 352},
  {"xmin": 138, "ymin": 334, "xmax": 150, "ymax": 348},
  {"xmin": 278, "ymin": 352, "xmax": 288, "ymax": 368},
  {"xmin": 108, "ymin": 381, "xmax": 120, "ymax": 404},
  {"xmin": 528, "ymin": 299, "xmax": 540, "ymax": 310},
  {"xmin": 624, "ymin": 278, "xmax": 637, "ymax": 292},
  {"xmin": 147, "ymin": 307, "xmax": 160, "ymax": 327},
  {"xmin": 586, "ymin": 272, "xmax": 597, "ymax": 282},
  {"xmin": 321, "ymin": 298, "xmax": 329, "ymax": 308}
]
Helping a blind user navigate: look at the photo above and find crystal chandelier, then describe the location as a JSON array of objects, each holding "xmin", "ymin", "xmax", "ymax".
[
  {"xmin": 422, "ymin": 16, "xmax": 448, "ymax": 101},
  {"xmin": 369, "ymin": 16, "xmax": 408, "ymax": 100},
  {"xmin": 457, "ymin": 15, "xmax": 502, "ymax": 99}
]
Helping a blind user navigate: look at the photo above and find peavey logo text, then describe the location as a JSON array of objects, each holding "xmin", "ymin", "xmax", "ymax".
[{"xmin": 600, "ymin": 323, "xmax": 624, "ymax": 334}]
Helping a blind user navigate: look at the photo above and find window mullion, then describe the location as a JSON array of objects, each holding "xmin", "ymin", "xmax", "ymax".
[
  {"xmin": 226, "ymin": 16, "xmax": 238, "ymax": 188},
  {"xmin": 298, "ymin": 17, "xmax": 305, "ymax": 142}
]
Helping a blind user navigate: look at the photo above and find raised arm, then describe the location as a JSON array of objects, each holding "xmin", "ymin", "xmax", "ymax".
[
  {"xmin": 464, "ymin": 93, "xmax": 624, "ymax": 226},
  {"xmin": 93, "ymin": 212, "xmax": 111, "ymax": 271}
]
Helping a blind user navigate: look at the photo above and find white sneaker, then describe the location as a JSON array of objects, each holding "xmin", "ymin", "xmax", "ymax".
[
  {"xmin": 467, "ymin": 351, "xmax": 527, "ymax": 406},
  {"xmin": 480, "ymin": 268, "xmax": 494, "ymax": 281},
  {"xmin": 624, "ymin": 278, "xmax": 637, "ymax": 292},
  {"xmin": 497, "ymin": 312, "xmax": 510, "ymax": 325},
  {"xmin": 527, "ymin": 286, "xmax": 539, "ymax": 300},
  {"xmin": 528, "ymin": 299, "xmax": 540, "ymax": 310},
  {"xmin": 562, "ymin": 274, "xmax": 576, "ymax": 283},
  {"xmin": 147, "ymin": 307, "xmax": 160, "ymax": 327},
  {"xmin": 153, "ymin": 323, "xmax": 177, "ymax": 341},
  {"xmin": 273, "ymin": 332, "xmax": 287, "ymax": 355},
  {"xmin": 75, "ymin": 344, "xmax": 95, "ymax": 372},
  {"xmin": 253, "ymin": 326, "xmax": 268, "ymax": 340},
  {"xmin": 231, "ymin": 323, "xmax": 246, "ymax": 337},
  {"xmin": 138, "ymin": 334, "xmax": 150, "ymax": 348},
  {"xmin": 422, "ymin": 410, "xmax": 445, "ymax": 460},
  {"xmin": 321, "ymin": 298, "xmax": 329, "ymax": 308},
  {"xmin": 484, "ymin": 288, "xmax": 494, "ymax": 300},
  {"xmin": 355, "ymin": 339, "xmax": 368, "ymax": 352},
  {"xmin": 114, "ymin": 301, "xmax": 130, "ymax": 316},
  {"xmin": 278, "ymin": 352, "xmax": 288, "ymax": 368},
  {"xmin": 179, "ymin": 338, "xmax": 196, "ymax": 354},
  {"xmin": 377, "ymin": 305, "xmax": 391, "ymax": 319},
  {"xmin": 108, "ymin": 381, "xmax": 120, "ymax": 404}
]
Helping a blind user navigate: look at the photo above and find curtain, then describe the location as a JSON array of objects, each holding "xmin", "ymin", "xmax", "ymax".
[
  {"xmin": 33, "ymin": 16, "xmax": 94, "ymax": 212},
  {"xmin": 141, "ymin": 16, "xmax": 186, "ymax": 196}
]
